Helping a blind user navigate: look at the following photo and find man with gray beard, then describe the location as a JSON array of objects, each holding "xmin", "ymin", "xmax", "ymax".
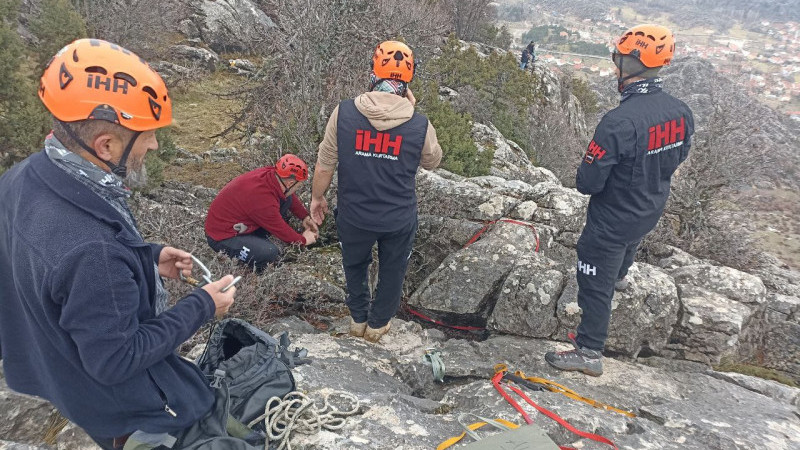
[{"xmin": 0, "ymin": 39, "xmax": 244, "ymax": 449}]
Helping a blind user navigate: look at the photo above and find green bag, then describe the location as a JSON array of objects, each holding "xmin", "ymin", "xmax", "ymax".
[{"xmin": 451, "ymin": 414, "xmax": 559, "ymax": 450}]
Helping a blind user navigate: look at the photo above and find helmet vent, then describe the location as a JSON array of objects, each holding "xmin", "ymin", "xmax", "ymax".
[
  {"xmin": 85, "ymin": 66, "xmax": 108, "ymax": 75},
  {"xmin": 393, "ymin": 51, "xmax": 404, "ymax": 61},
  {"xmin": 72, "ymin": 50, "xmax": 79, "ymax": 62},
  {"xmin": 114, "ymin": 72, "xmax": 138, "ymax": 87},
  {"xmin": 142, "ymin": 86, "xmax": 158, "ymax": 99}
]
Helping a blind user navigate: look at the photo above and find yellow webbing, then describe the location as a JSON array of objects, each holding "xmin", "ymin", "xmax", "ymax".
[
  {"xmin": 493, "ymin": 364, "xmax": 635, "ymax": 418},
  {"xmin": 437, "ymin": 418, "xmax": 520, "ymax": 450}
]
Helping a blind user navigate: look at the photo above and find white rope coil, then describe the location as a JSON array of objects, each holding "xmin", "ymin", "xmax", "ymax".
[{"xmin": 248, "ymin": 391, "xmax": 360, "ymax": 450}]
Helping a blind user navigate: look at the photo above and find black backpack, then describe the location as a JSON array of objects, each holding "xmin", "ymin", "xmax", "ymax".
[{"xmin": 196, "ymin": 318, "xmax": 309, "ymax": 427}]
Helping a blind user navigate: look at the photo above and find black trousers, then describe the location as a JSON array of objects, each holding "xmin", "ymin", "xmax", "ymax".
[
  {"xmin": 574, "ymin": 223, "xmax": 640, "ymax": 351},
  {"xmin": 207, "ymin": 229, "xmax": 281, "ymax": 269},
  {"xmin": 336, "ymin": 216, "xmax": 418, "ymax": 329},
  {"xmin": 206, "ymin": 195, "xmax": 294, "ymax": 270}
]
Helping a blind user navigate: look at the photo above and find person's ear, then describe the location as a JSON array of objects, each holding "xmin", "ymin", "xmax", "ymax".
[{"xmin": 91, "ymin": 133, "xmax": 118, "ymax": 162}]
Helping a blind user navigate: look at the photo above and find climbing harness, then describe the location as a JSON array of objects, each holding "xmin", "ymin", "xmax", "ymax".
[
  {"xmin": 249, "ymin": 391, "xmax": 360, "ymax": 450},
  {"xmin": 423, "ymin": 348, "xmax": 446, "ymax": 382},
  {"xmin": 464, "ymin": 219, "xmax": 540, "ymax": 252},
  {"xmin": 491, "ymin": 367, "xmax": 619, "ymax": 449},
  {"xmin": 494, "ymin": 364, "xmax": 635, "ymax": 418}
]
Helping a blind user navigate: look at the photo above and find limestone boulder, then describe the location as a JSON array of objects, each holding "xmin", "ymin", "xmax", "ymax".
[
  {"xmin": 416, "ymin": 170, "xmax": 519, "ymax": 221},
  {"xmin": 487, "ymin": 254, "xmax": 566, "ymax": 338}
]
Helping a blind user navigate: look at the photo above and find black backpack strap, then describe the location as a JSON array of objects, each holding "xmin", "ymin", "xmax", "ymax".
[{"xmin": 275, "ymin": 331, "xmax": 311, "ymax": 368}]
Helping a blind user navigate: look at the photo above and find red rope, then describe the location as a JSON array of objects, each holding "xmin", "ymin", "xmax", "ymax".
[
  {"xmin": 464, "ymin": 219, "xmax": 540, "ymax": 252},
  {"xmin": 405, "ymin": 306, "xmax": 486, "ymax": 332},
  {"xmin": 492, "ymin": 372, "xmax": 618, "ymax": 450}
]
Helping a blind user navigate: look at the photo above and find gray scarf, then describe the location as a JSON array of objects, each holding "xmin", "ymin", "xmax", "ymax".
[{"xmin": 45, "ymin": 135, "xmax": 170, "ymax": 316}]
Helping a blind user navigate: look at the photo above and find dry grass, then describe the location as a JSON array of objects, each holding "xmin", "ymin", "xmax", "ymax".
[
  {"xmin": 169, "ymin": 71, "xmax": 246, "ymax": 154},
  {"xmin": 736, "ymin": 188, "xmax": 800, "ymax": 270},
  {"xmin": 164, "ymin": 160, "xmax": 244, "ymax": 190}
]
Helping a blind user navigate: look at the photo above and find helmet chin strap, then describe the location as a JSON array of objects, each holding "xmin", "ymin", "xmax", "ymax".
[
  {"xmin": 615, "ymin": 54, "xmax": 651, "ymax": 93},
  {"xmin": 61, "ymin": 122, "xmax": 142, "ymax": 177}
]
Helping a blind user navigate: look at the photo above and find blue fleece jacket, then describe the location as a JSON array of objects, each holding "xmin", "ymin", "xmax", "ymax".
[{"xmin": 0, "ymin": 151, "xmax": 215, "ymax": 438}]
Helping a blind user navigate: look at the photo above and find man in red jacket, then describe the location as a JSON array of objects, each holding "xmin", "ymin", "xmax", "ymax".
[{"xmin": 205, "ymin": 154, "xmax": 318, "ymax": 269}]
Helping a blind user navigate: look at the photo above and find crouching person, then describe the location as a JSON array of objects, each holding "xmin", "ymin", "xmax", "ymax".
[
  {"xmin": 205, "ymin": 154, "xmax": 319, "ymax": 270},
  {"xmin": 0, "ymin": 39, "xmax": 261, "ymax": 449}
]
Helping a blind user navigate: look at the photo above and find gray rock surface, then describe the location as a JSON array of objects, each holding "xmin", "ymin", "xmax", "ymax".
[
  {"xmin": 169, "ymin": 45, "xmax": 220, "ymax": 72},
  {"xmin": 668, "ymin": 285, "xmax": 754, "ymax": 364},
  {"xmin": 191, "ymin": 0, "xmax": 276, "ymax": 53},
  {"xmin": 528, "ymin": 182, "xmax": 588, "ymax": 233},
  {"xmin": 416, "ymin": 170, "xmax": 519, "ymax": 221},
  {"xmin": 4, "ymin": 318, "xmax": 800, "ymax": 450},
  {"xmin": 408, "ymin": 221, "xmax": 540, "ymax": 319},
  {"xmin": 471, "ymin": 122, "xmax": 560, "ymax": 188},
  {"xmin": 739, "ymin": 294, "xmax": 800, "ymax": 381},
  {"xmin": 487, "ymin": 254, "xmax": 565, "ymax": 338},
  {"xmin": 669, "ymin": 264, "xmax": 767, "ymax": 305}
]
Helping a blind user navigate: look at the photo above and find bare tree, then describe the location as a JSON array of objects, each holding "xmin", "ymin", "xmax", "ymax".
[
  {"xmin": 71, "ymin": 0, "xmax": 193, "ymax": 57},
  {"xmin": 223, "ymin": 0, "xmax": 448, "ymax": 167},
  {"xmin": 439, "ymin": 0, "xmax": 494, "ymax": 41}
]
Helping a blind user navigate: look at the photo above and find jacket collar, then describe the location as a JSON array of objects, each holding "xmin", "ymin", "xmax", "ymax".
[{"xmin": 28, "ymin": 150, "xmax": 145, "ymax": 247}]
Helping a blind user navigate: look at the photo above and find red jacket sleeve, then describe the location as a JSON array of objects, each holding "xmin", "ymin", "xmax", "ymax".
[
  {"xmin": 289, "ymin": 194, "xmax": 309, "ymax": 220},
  {"xmin": 250, "ymin": 197, "xmax": 306, "ymax": 245}
]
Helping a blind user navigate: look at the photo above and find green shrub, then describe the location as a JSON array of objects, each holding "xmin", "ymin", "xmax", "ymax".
[
  {"xmin": 477, "ymin": 24, "xmax": 513, "ymax": 50},
  {"xmin": 427, "ymin": 35, "xmax": 540, "ymax": 156},
  {"xmin": 0, "ymin": 0, "xmax": 50, "ymax": 168},
  {"xmin": 29, "ymin": 0, "xmax": 86, "ymax": 70},
  {"xmin": 570, "ymin": 76, "xmax": 599, "ymax": 115},
  {"xmin": 417, "ymin": 82, "xmax": 492, "ymax": 177},
  {"xmin": 156, "ymin": 127, "xmax": 178, "ymax": 162}
]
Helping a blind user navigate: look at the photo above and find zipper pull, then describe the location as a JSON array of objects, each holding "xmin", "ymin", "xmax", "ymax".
[{"xmin": 164, "ymin": 404, "xmax": 177, "ymax": 417}]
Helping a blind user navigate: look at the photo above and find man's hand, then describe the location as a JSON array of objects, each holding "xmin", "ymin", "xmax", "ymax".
[
  {"xmin": 158, "ymin": 246, "xmax": 193, "ymax": 279},
  {"xmin": 302, "ymin": 216, "xmax": 319, "ymax": 233},
  {"xmin": 310, "ymin": 196, "xmax": 329, "ymax": 226},
  {"xmin": 202, "ymin": 275, "xmax": 236, "ymax": 318},
  {"xmin": 302, "ymin": 229, "xmax": 318, "ymax": 246}
]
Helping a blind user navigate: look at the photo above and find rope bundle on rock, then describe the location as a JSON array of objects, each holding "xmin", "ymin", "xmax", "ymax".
[{"xmin": 248, "ymin": 391, "xmax": 360, "ymax": 450}]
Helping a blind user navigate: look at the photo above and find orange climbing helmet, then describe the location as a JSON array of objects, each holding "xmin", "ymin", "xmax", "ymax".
[
  {"xmin": 613, "ymin": 24, "xmax": 675, "ymax": 68},
  {"xmin": 276, "ymin": 154, "xmax": 308, "ymax": 181},
  {"xmin": 39, "ymin": 38, "xmax": 172, "ymax": 131},
  {"xmin": 372, "ymin": 41, "xmax": 415, "ymax": 83}
]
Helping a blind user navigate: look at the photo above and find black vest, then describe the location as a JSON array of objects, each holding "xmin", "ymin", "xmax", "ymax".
[{"xmin": 336, "ymin": 99, "xmax": 427, "ymax": 232}]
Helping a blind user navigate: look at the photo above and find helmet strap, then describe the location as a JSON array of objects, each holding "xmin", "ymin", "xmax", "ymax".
[
  {"xmin": 115, "ymin": 131, "xmax": 143, "ymax": 178},
  {"xmin": 60, "ymin": 122, "xmax": 141, "ymax": 178},
  {"xmin": 276, "ymin": 174, "xmax": 294, "ymax": 196}
]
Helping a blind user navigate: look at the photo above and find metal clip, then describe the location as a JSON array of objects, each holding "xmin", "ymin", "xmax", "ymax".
[
  {"xmin": 179, "ymin": 254, "xmax": 214, "ymax": 288},
  {"xmin": 210, "ymin": 369, "xmax": 226, "ymax": 389}
]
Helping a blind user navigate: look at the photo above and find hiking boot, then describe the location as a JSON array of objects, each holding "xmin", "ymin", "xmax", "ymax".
[
  {"xmin": 544, "ymin": 334, "xmax": 603, "ymax": 377},
  {"xmin": 349, "ymin": 318, "xmax": 367, "ymax": 337},
  {"xmin": 614, "ymin": 277, "xmax": 629, "ymax": 291},
  {"xmin": 363, "ymin": 322, "xmax": 391, "ymax": 343}
]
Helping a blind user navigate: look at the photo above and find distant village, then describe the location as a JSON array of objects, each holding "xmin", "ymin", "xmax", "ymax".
[{"xmin": 520, "ymin": 12, "xmax": 800, "ymax": 122}]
